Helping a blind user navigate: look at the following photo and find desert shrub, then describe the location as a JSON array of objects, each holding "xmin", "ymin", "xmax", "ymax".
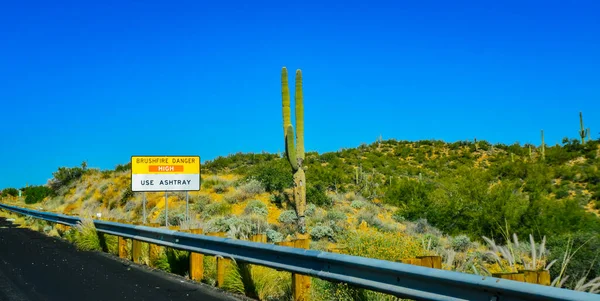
[
  {"xmin": 119, "ymin": 187, "xmax": 134, "ymax": 206},
  {"xmin": 310, "ymin": 225, "xmax": 334, "ymax": 240},
  {"xmin": 47, "ymin": 166, "xmax": 85, "ymax": 192},
  {"xmin": 249, "ymin": 160, "xmax": 293, "ymax": 193},
  {"xmin": 420, "ymin": 233, "xmax": 442, "ymax": 250},
  {"xmin": 73, "ymin": 218, "xmax": 102, "ymax": 252},
  {"xmin": 392, "ymin": 209, "xmax": 406, "ymax": 222},
  {"xmin": 192, "ymin": 195, "xmax": 211, "ymax": 213},
  {"xmin": 235, "ymin": 179, "xmax": 265, "ymax": 200},
  {"xmin": 213, "ymin": 183, "xmax": 229, "ymax": 194},
  {"xmin": 546, "ymin": 232, "xmax": 600, "ymax": 290},
  {"xmin": 350, "ymin": 200, "xmax": 366, "ymax": 209},
  {"xmin": 205, "ymin": 215, "xmax": 268, "ymax": 238},
  {"xmin": 326, "ymin": 210, "xmax": 346, "ymax": 222},
  {"xmin": 307, "ymin": 184, "xmax": 331, "ymax": 207},
  {"xmin": 356, "ymin": 209, "xmax": 396, "ymax": 232},
  {"xmin": 165, "ymin": 248, "xmax": 190, "ymax": 276},
  {"xmin": 153, "ymin": 253, "xmax": 171, "ymax": 273},
  {"xmin": 305, "ymin": 204, "xmax": 317, "ymax": 217},
  {"xmin": 202, "ymin": 202, "xmax": 231, "ymax": 217},
  {"xmin": 23, "ymin": 185, "xmax": 52, "ymax": 204},
  {"xmin": 244, "ymin": 200, "xmax": 268, "ymax": 216},
  {"xmin": 451, "ymin": 235, "xmax": 472, "ymax": 252},
  {"xmin": 114, "ymin": 162, "xmax": 131, "ymax": 172},
  {"xmin": 1, "ymin": 187, "xmax": 19, "ymax": 197},
  {"xmin": 340, "ymin": 228, "xmax": 423, "ymax": 261},
  {"xmin": 407, "ymin": 218, "xmax": 442, "ymax": 236},
  {"xmin": 156, "ymin": 206, "xmax": 186, "ymax": 226},
  {"xmin": 266, "ymin": 229, "xmax": 284, "ymax": 243},
  {"xmin": 278, "ymin": 210, "xmax": 298, "ymax": 224}
]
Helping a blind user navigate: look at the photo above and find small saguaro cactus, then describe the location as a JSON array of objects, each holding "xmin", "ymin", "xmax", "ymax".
[
  {"xmin": 281, "ymin": 67, "xmax": 307, "ymax": 234},
  {"xmin": 579, "ymin": 112, "xmax": 586, "ymax": 144},
  {"xmin": 540, "ymin": 130, "xmax": 546, "ymax": 160},
  {"xmin": 587, "ymin": 128, "xmax": 591, "ymax": 142}
]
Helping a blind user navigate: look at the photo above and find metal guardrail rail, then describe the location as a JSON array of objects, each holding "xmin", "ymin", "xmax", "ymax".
[{"xmin": 1, "ymin": 202, "xmax": 599, "ymax": 301}]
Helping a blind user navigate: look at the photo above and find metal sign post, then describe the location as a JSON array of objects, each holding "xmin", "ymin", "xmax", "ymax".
[
  {"xmin": 185, "ymin": 191, "xmax": 189, "ymax": 223},
  {"xmin": 165, "ymin": 191, "xmax": 168, "ymax": 227},
  {"xmin": 142, "ymin": 192, "xmax": 146, "ymax": 224}
]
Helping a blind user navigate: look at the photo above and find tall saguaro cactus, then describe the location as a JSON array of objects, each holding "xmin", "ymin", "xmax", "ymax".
[
  {"xmin": 281, "ymin": 67, "xmax": 307, "ymax": 234},
  {"xmin": 579, "ymin": 112, "xmax": 587, "ymax": 144}
]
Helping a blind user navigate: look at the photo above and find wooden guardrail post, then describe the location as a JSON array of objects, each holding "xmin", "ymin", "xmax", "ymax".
[
  {"xmin": 520, "ymin": 270, "xmax": 551, "ymax": 285},
  {"xmin": 118, "ymin": 236, "xmax": 128, "ymax": 259},
  {"xmin": 493, "ymin": 272, "xmax": 525, "ymax": 282},
  {"xmin": 400, "ymin": 258, "xmax": 422, "ymax": 265},
  {"xmin": 187, "ymin": 229, "xmax": 204, "ymax": 281},
  {"xmin": 399, "ymin": 255, "xmax": 442, "ymax": 269},
  {"xmin": 207, "ymin": 232, "xmax": 228, "ymax": 288},
  {"xmin": 276, "ymin": 236, "xmax": 311, "ymax": 301},
  {"xmin": 148, "ymin": 223, "xmax": 161, "ymax": 266},
  {"xmin": 417, "ymin": 255, "xmax": 442, "ymax": 269},
  {"xmin": 292, "ymin": 236, "xmax": 311, "ymax": 301},
  {"xmin": 130, "ymin": 222, "xmax": 143, "ymax": 264}
]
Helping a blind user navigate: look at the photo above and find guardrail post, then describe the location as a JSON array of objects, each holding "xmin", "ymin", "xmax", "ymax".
[
  {"xmin": 292, "ymin": 236, "xmax": 311, "ymax": 301},
  {"xmin": 118, "ymin": 236, "xmax": 128, "ymax": 259},
  {"xmin": 207, "ymin": 232, "xmax": 228, "ymax": 288},
  {"xmin": 132, "ymin": 222, "xmax": 143, "ymax": 264},
  {"xmin": 417, "ymin": 256, "xmax": 442, "ymax": 269},
  {"xmin": 187, "ymin": 229, "xmax": 204, "ymax": 281},
  {"xmin": 493, "ymin": 272, "xmax": 525, "ymax": 282},
  {"xmin": 521, "ymin": 270, "xmax": 551, "ymax": 285},
  {"xmin": 147, "ymin": 223, "xmax": 161, "ymax": 267},
  {"xmin": 400, "ymin": 258, "xmax": 422, "ymax": 265}
]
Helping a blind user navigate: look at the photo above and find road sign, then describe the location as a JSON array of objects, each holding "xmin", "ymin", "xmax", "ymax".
[{"xmin": 131, "ymin": 156, "xmax": 200, "ymax": 192}]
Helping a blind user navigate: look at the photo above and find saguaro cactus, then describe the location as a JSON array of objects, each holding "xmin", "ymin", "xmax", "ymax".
[
  {"xmin": 541, "ymin": 130, "xmax": 545, "ymax": 160},
  {"xmin": 281, "ymin": 67, "xmax": 307, "ymax": 234},
  {"xmin": 579, "ymin": 112, "xmax": 586, "ymax": 144}
]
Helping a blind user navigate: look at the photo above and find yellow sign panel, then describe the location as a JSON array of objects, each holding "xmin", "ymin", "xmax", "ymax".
[{"xmin": 131, "ymin": 156, "xmax": 200, "ymax": 174}]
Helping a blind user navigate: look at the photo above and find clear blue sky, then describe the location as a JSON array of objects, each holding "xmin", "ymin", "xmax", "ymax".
[{"xmin": 1, "ymin": 0, "xmax": 599, "ymax": 189}]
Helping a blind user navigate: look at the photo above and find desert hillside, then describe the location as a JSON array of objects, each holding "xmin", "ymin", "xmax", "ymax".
[{"xmin": 2, "ymin": 137, "xmax": 600, "ymax": 298}]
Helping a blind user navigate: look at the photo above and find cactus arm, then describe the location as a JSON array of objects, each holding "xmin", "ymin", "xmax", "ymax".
[
  {"xmin": 295, "ymin": 69, "xmax": 304, "ymax": 160},
  {"xmin": 286, "ymin": 125, "xmax": 298, "ymax": 171},
  {"xmin": 282, "ymin": 67, "xmax": 291, "ymax": 134}
]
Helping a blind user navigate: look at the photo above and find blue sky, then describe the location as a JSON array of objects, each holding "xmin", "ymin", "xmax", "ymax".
[{"xmin": 1, "ymin": 0, "xmax": 599, "ymax": 188}]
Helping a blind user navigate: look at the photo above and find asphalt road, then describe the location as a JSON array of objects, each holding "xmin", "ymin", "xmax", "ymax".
[{"xmin": 0, "ymin": 217, "xmax": 243, "ymax": 301}]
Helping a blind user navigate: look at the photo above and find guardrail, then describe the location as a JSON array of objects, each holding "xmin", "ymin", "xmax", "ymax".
[{"xmin": 1, "ymin": 202, "xmax": 599, "ymax": 301}]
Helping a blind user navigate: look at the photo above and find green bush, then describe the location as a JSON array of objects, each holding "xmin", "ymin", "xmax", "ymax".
[
  {"xmin": 192, "ymin": 195, "xmax": 211, "ymax": 213},
  {"xmin": 306, "ymin": 184, "xmax": 331, "ymax": 207},
  {"xmin": 23, "ymin": 185, "xmax": 52, "ymax": 204},
  {"xmin": 451, "ymin": 235, "xmax": 472, "ymax": 252},
  {"xmin": 48, "ymin": 166, "xmax": 85, "ymax": 192},
  {"xmin": 202, "ymin": 202, "xmax": 231, "ymax": 217},
  {"xmin": 1, "ymin": 188, "xmax": 19, "ymax": 197},
  {"xmin": 326, "ymin": 210, "xmax": 346, "ymax": 222},
  {"xmin": 244, "ymin": 200, "xmax": 268, "ymax": 216},
  {"xmin": 249, "ymin": 160, "xmax": 292, "ymax": 193},
  {"xmin": 305, "ymin": 204, "xmax": 317, "ymax": 217},
  {"xmin": 350, "ymin": 200, "xmax": 366, "ymax": 209},
  {"xmin": 266, "ymin": 229, "xmax": 284, "ymax": 242},
  {"xmin": 278, "ymin": 210, "xmax": 298, "ymax": 224},
  {"xmin": 310, "ymin": 225, "xmax": 334, "ymax": 241}
]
